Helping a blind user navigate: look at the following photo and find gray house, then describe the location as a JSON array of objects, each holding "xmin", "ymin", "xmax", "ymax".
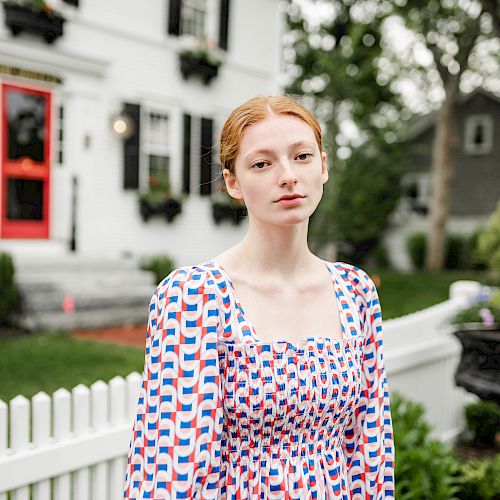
[{"xmin": 384, "ymin": 88, "xmax": 500, "ymax": 270}]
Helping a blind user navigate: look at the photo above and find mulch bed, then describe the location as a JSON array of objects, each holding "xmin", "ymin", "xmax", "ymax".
[{"xmin": 71, "ymin": 324, "xmax": 146, "ymax": 347}]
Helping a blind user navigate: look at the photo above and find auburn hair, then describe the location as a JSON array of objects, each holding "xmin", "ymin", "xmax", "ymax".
[{"xmin": 219, "ymin": 95, "xmax": 323, "ymax": 176}]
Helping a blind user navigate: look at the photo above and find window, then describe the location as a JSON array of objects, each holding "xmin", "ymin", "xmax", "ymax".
[
  {"xmin": 168, "ymin": 0, "xmax": 231, "ymax": 50},
  {"xmin": 143, "ymin": 110, "xmax": 171, "ymax": 192},
  {"xmin": 181, "ymin": 0, "xmax": 207, "ymax": 39},
  {"xmin": 464, "ymin": 114, "xmax": 494, "ymax": 155},
  {"xmin": 402, "ymin": 173, "xmax": 431, "ymax": 215}
]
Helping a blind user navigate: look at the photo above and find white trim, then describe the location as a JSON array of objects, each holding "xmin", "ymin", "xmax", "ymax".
[{"xmin": 0, "ymin": 40, "xmax": 108, "ymax": 79}]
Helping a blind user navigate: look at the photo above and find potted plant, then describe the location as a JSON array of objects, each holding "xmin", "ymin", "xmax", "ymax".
[
  {"xmin": 178, "ymin": 39, "xmax": 222, "ymax": 85},
  {"xmin": 451, "ymin": 291, "xmax": 500, "ymax": 404},
  {"xmin": 2, "ymin": 0, "xmax": 65, "ymax": 44},
  {"xmin": 138, "ymin": 173, "xmax": 182, "ymax": 223},
  {"xmin": 464, "ymin": 400, "xmax": 500, "ymax": 448},
  {"xmin": 211, "ymin": 190, "xmax": 247, "ymax": 226}
]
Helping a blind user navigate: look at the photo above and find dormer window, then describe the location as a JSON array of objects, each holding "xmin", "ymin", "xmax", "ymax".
[{"xmin": 464, "ymin": 114, "xmax": 493, "ymax": 155}]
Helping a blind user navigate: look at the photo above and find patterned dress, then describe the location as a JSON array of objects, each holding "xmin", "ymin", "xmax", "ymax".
[{"xmin": 124, "ymin": 260, "xmax": 395, "ymax": 499}]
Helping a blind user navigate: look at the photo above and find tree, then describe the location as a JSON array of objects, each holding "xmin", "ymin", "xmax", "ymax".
[
  {"xmin": 392, "ymin": 0, "xmax": 499, "ymax": 270},
  {"xmin": 285, "ymin": 0, "xmax": 407, "ymax": 264}
]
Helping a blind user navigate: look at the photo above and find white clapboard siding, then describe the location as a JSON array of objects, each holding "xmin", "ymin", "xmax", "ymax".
[{"xmin": 0, "ymin": 372, "xmax": 142, "ymax": 498}]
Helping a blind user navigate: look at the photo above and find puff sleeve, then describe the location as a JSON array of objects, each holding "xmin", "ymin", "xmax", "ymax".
[
  {"xmin": 124, "ymin": 267, "xmax": 223, "ymax": 499},
  {"xmin": 342, "ymin": 269, "xmax": 395, "ymax": 499}
]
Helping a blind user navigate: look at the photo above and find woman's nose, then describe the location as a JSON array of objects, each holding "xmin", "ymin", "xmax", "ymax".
[{"xmin": 278, "ymin": 159, "xmax": 298, "ymax": 185}]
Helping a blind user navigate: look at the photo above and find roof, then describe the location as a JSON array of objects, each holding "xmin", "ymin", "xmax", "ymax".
[{"xmin": 406, "ymin": 88, "xmax": 500, "ymax": 141}]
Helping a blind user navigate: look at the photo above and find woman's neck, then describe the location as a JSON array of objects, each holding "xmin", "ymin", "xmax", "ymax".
[{"xmin": 229, "ymin": 219, "xmax": 320, "ymax": 279}]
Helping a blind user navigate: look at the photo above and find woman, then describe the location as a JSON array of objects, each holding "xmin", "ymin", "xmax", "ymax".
[{"xmin": 124, "ymin": 96, "xmax": 395, "ymax": 499}]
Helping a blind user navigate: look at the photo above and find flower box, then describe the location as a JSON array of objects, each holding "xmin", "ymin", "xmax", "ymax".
[
  {"xmin": 2, "ymin": 2, "xmax": 64, "ymax": 44},
  {"xmin": 179, "ymin": 52, "xmax": 220, "ymax": 85},
  {"xmin": 139, "ymin": 196, "xmax": 182, "ymax": 224},
  {"xmin": 211, "ymin": 201, "xmax": 247, "ymax": 225}
]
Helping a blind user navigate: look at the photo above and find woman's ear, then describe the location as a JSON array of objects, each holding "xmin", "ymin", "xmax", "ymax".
[
  {"xmin": 321, "ymin": 152, "xmax": 329, "ymax": 184},
  {"xmin": 223, "ymin": 168, "xmax": 244, "ymax": 200}
]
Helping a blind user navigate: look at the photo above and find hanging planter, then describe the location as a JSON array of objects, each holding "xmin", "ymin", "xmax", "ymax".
[
  {"xmin": 2, "ymin": 1, "xmax": 65, "ymax": 44},
  {"xmin": 179, "ymin": 49, "xmax": 221, "ymax": 85}
]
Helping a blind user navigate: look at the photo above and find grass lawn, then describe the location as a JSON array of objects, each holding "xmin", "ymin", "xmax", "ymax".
[
  {"xmin": 0, "ymin": 270, "xmax": 491, "ymax": 402},
  {"xmin": 0, "ymin": 333, "xmax": 144, "ymax": 403},
  {"xmin": 374, "ymin": 269, "xmax": 489, "ymax": 320}
]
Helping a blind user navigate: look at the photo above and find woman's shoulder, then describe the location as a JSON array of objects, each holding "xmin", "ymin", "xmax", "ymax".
[
  {"xmin": 328, "ymin": 260, "xmax": 378, "ymax": 300},
  {"xmin": 151, "ymin": 260, "xmax": 226, "ymax": 299}
]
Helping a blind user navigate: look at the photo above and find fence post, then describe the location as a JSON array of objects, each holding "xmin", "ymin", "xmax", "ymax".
[
  {"xmin": 32, "ymin": 392, "xmax": 51, "ymax": 500},
  {"xmin": 126, "ymin": 371, "xmax": 142, "ymax": 420},
  {"xmin": 109, "ymin": 376, "xmax": 127, "ymax": 499},
  {"xmin": 53, "ymin": 388, "xmax": 71, "ymax": 500},
  {"xmin": 91, "ymin": 380, "xmax": 109, "ymax": 500},
  {"xmin": 73, "ymin": 384, "xmax": 91, "ymax": 500},
  {"xmin": 0, "ymin": 400, "xmax": 7, "ymax": 500},
  {"xmin": 10, "ymin": 395, "xmax": 29, "ymax": 500}
]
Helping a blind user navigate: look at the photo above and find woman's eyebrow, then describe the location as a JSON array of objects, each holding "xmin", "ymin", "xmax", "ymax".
[{"xmin": 244, "ymin": 142, "xmax": 316, "ymax": 161}]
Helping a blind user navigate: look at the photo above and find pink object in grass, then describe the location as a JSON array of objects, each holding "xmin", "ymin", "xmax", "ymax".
[
  {"xmin": 479, "ymin": 307, "xmax": 494, "ymax": 326},
  {"xmin": 62, "ymin": 295, "xmax": 75, "ymax": 314}
]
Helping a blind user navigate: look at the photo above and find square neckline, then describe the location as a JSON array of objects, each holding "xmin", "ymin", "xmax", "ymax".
[{"xmin": 206, "ymin": 259, "xmax": 348, "ymax": 349}]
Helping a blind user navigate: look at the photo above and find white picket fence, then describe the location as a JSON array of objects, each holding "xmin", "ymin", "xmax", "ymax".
[
  {"xmin": 0, "ymin": 373, "xmax": 142, "ymax": 500},
  {"xmin": 0, "ymin": 281, "xmax": 486, "ymax": 498}
]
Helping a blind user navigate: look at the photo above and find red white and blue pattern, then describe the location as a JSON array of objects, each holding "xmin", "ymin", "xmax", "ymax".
[{"xmin": 124, "ymin": 261, "xmax": 395, "ymax": 499}]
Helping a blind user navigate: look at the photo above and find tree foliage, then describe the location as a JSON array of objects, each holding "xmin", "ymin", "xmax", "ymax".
[{"xmin": 285, "ymin": 1, "xmax": 407, "ymax": 264}]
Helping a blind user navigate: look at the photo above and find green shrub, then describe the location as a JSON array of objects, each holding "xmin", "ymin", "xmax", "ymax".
[
  {"xmin": 371, "ymin": 243, "xmax": 391, "ymax": 269},
  {"xmin": 407, "ymin": 232, "xmax": 480, "ymax": 270},
  {"xmin": 464, "ymin": 400, "xmax": 500, "ymax": 448},
  {"xmin": 392, "ymin": 392, "xmax": 461, "ymax": 499},
  {"xmin": 406, "ymin": 232, "xmax": 426, "ymax": 270},
  {"xmin": 140, "ymin": 254, "xmax": 176, "ymax": 285},
  {"xmin": 457, "ymin": 455, "xmax": 500, "ymax": 499},
  {"xmin": 0, "ymin": 252, "xmax": 20, "ymax": 327},
  {"xmin": 478, "ymin": 199, "xmax": 500, "ymax": 277}
]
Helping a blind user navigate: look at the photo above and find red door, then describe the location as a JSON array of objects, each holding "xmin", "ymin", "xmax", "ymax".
[{"xmin": 1, "ymin": 83, "xmax": 51, "ymax": 239}]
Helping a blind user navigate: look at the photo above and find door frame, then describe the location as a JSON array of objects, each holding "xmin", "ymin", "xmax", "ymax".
[{"xmin": 1, "ymin": 82, "xmax": 52, "ymax": 239}]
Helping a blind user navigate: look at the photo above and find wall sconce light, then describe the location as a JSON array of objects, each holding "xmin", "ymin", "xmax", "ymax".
[{"xmin": 111, "ymin": 109, "xmax": 134, "ymax": 139}]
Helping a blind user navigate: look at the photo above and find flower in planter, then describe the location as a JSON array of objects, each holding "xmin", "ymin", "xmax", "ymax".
[
  {"xmin": 451, "ymin": 290, "xmax": 500, "ymax": 328},
  {"xmin": 139, "ymin": 173, "xmax": 172, "ymax": 207},
  {"xmin": 179, "ymin": 37, "xmax": 223, "ymax": 67},
  {"xmin": 3, "ymin": 0, "xmax": 64, "ymax": 19}
]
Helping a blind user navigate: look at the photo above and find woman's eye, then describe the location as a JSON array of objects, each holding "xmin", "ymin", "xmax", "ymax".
[
  {"xmin": 296, "ymin": 153, "xmax": 312, "ymax": 161},
  {"xmin": 252, "ymin": 161, "xmax": 268, "ymax": 169}
]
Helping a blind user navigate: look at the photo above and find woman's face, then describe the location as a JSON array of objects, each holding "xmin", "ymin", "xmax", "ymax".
[{"xmin": 223, "ymin": 113, "xmax": 328, "ymax": 227}]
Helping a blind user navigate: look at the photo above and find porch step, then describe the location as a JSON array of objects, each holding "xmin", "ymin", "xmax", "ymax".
[{"xmin": 13, "ymin": 257, "xmax": 157, "ymax": 331}]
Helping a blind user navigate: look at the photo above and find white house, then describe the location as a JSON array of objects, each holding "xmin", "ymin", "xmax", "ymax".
[{"xmin": 0, "ymin": 0, "xmax": 283, "ymax": 266}]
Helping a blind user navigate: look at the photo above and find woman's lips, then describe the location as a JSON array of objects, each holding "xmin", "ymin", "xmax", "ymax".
[{"xmin": 276, "ymin": 196, "xmax": 304, "ymax": 206}]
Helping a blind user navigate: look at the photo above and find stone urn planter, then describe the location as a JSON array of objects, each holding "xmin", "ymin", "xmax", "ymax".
[
  {"xmin": 453, "ymin": 325, "xmax": 500, "ymax": 404},
  {"xmin": 2, "ymin": 2, "xmax": 65, "ymax": 44}
]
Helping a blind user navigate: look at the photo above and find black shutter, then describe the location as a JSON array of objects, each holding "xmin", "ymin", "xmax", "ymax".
[
  {"xmin": 182, "ymin": 114, "xmax": 191, "ymax": 195},
  {"xmin": 123, "ymin": 103, "xmax": 140, "ymax": 190},
  {"xmin": 168, "ymin": 0, "xmax": 182, "ymax": 36},
  {"xmin": 200, "ymin": 117, "xmax": 213, "ymax": 196},
  {"xmin": 62, "ymin": 0, "xmax": 79, "ymax": 6},
  {"xmin": 218, "ymin": 0, "xmax": 230, "ymax": 50}
]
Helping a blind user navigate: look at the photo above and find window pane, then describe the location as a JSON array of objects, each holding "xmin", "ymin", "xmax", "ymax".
[
  {"xmin": 7, "ymin": 90, "xmax": 46, "ymax": 162},
  {"xmin": 149, "ymin": 155, "xmax": 171, "ymax": 191},
  {"xmin": 181, "ymin": 0, "xmax": 206, "ymax": 38},
  {"xmin": 148, "ymin": 112, "xmax": 169, "ymax": 146},
  {"xmin": 7, "ymin": 178, "xmax": 44, "ymax": 220}
]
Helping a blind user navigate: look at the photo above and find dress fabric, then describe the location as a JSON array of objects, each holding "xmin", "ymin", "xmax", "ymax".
[{"xmin": 124, "ymin": 260, "xmax": 395, "ymax": 499}]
